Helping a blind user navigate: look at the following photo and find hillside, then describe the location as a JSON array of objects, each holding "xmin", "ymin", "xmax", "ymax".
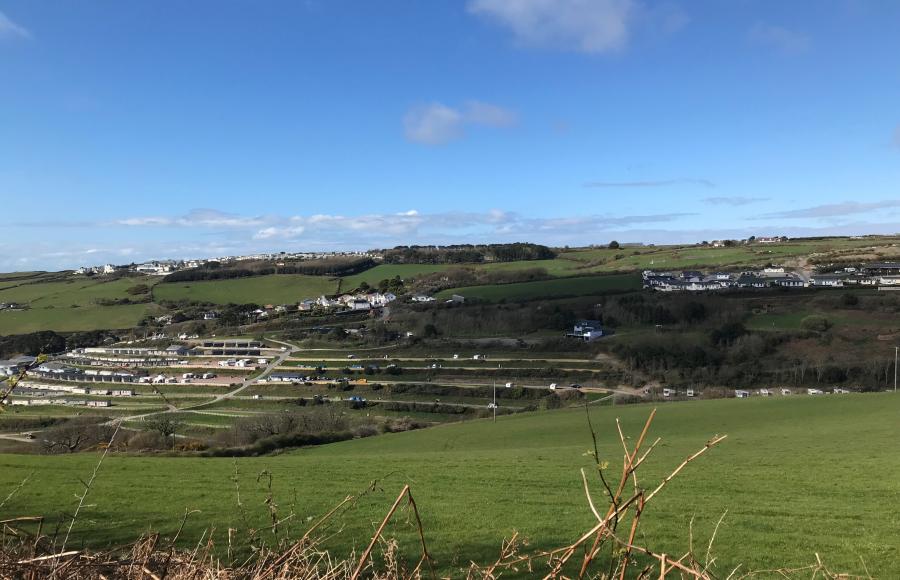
[
  {"xmin": 1, "ymin": 394, "xmax": 898, "ymax": 576},
  {"xmin": 2, "ymin": 235, "xmax": 899, "ymax": 335}
]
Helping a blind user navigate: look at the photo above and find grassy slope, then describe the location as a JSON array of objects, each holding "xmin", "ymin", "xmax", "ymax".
[
  {"xmin": 153, "ymin": 275, "xmax": 339, "ymax": 305},
  {"xmin": 0, "ymin": 303, "xmax": 156, "ymax": 333},
  {"xmin": 435, "ymin": 273, "xmax": 640, "ymax": 301},
  {"xmin": 0, "ymin": 277, "xmax": 156, "ymax": 307},
  {"xmin": 340, "ymin": 264, "xmax": 454, "ymax": 289},
  {"xmin": 0, "ymin": 276, "xmax": 160, "ymax": 334},
  {"xmin": 1, "ymin": 394, "xmax": 897, "ymax": 575},
  {"xmin": 561, "ymin": 237, "xmax": 900, "ymax": 272}
]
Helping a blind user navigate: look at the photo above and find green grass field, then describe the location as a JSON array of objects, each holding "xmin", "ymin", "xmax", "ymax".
[
  {"xmin": 340, "ymin": 264, "xmax": 454, "ymax": 289},
  {"xmin": 0, "ymin": 303, "xmax": 158, "ymax": 334},
  {"xmin": 153, "ymin": 274, "xmax": 339, "ymax": 305},
  {"xmin": 1, "ymin": 394, "xmax": 897, "ymax": 576},
  {"xmin": 559, "ymin": 237, "xmax": 900, "ymax": 273},
  {"xmin": 0, "ymin": 276, "xmax": 157, "ymax": 308},
  {"xmin": 436, "ymin": 273, "xmax": 640, "ymax": 302},
  {"xmin": 0, "ymin": 276, "xmax": 162, "ymax": 334}
]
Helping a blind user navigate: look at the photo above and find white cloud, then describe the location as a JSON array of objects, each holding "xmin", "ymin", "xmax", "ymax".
[
  {"xmin": 403, "ymin": 101, "xmax": 517, "ymax": 145},
  {"xmin": 115, "ymin": 209, "xmax": 267, "ymax": 228},
  {"xmin": 0, "ymin": 10, "xmax": 30, "ymax": 40},
  {"xmin": 468, "ymin": 0, "xmax": 635, "ymax": 54},
  {"xmin": 403, "ymin": 103, "xmax": 464, "ymax": 145},
  {"xmin": 464, "ymin": 101, "xmax": 518, "ymax": 127},
  {"xmin": 748, "ymin": 23, "xmax": 810, "ymax": 54}
]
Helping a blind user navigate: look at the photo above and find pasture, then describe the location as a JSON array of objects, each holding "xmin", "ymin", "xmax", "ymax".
[
  {"xmin": 153, "ymin": 274, "xmax": 339, "ymax": 305},
  {"xmin": 0, "ymin": 303, "xmax": 156, "ymax": 334},
  {"xmin": 1, "ymin": 394, "xmax": 897, "ymax": 576},
  {"xmin": 559, "ymin": 236, "xmax": 900, "ymax": 273}
]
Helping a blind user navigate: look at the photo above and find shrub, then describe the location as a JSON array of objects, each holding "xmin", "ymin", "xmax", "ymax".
[{"xmin": 800, "ymin": 315, "xmax": 830, "ymax": 332}]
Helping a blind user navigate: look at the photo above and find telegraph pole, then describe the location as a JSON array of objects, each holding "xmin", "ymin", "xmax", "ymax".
[
  {"xmin": 493, "ymin": 380, "xmax": 496, "ymax": 422},
  {"xmin": 894, "ymin": 346, "xmax": 898, "ymax": 393}
]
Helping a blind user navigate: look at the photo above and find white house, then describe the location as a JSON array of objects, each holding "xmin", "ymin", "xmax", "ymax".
[
  {"xmin": 411, "ymin": 295, "xmax": 435, "ymax": 302},
  {"xmin": 810, "ymin": 275, "xmax": 844, "ymax": 287},
  {"xmin": 350, "ymin": 299, "xmax": 371, "ymax": 311},
  {"xmin": 735, "ymin": 390, "xmax": 750, "ymax": 398},
  {"xmin": 568, "ymin": 320, "xmax": 604, "ymax": 342}
]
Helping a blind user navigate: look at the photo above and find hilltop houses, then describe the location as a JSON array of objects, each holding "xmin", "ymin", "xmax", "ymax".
[
  {"xmin": 311, "ymin": 292, "xmax": 397, "ymax": 312},
  {"xmin": 643, "ymin": 268, "xmax": 806, "ymax": 292}
]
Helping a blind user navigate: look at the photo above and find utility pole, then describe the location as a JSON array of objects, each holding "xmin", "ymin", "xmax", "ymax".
[
  {"xmin": 493, "ymin": 380, "xmax": 496, "ymax": 423},
  {"xmin": 894, "ymin": 346, "xmax": 900, "ymax": 393}
]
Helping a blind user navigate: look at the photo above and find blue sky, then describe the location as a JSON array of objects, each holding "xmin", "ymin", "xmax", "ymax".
[{"xmin": 1, "ymin": 0, "xmax": 899, "ymax": 270}]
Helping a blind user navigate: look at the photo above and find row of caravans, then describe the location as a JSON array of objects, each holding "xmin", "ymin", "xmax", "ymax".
[{"xmin": 662, "ymin": 387, "xmax": 854, "ymax": 398}]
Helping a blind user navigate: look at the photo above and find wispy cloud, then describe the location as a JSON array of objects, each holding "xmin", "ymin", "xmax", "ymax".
[
  {"xmin": 702, "ymin": 196, "xmax": 768, "ymax": 207},
  {"xmin": 584, "ymin": 178, "xmax": 715, "ymax": 188},
  {"xmin": 403, "ymin": 100, "xmax": 518, "ymax": 145},
  {"xmin": 0, "ymin": 10, "xmax": 30, "ymax": 40},
  {"xmin": 115, "ymin": 209, "xmax": 268, "ymax": 228},
  {"xmin": 748, "ymin": 22, "xmax": 810, "ymax": 54},
  {"xmin": 468, "ymin": 0, "xmax": 636, "ymax": 54},
  {"xmin": 755, "ymin": 200, "xmax": 900, "ymax": 219}
]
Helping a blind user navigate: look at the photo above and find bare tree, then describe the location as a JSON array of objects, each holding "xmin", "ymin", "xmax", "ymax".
[
  {"xmin": 145, "ymin": 415, "xmax": 183, "ymax": 450},
  {"xmin": 41, "ymin": 421, "xmax": 112, "ymax": 454}
]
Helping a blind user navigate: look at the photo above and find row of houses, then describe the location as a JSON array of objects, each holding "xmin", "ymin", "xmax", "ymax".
[
  {"xmin": 644, "ymin": 266, "xmax": 900, "ymax": 292},
  {"xmin": 8, "ymin": 398, "xmax": 111, "ymax": 407},
  {"xmin": 310, "ymin": 292, "xmax": 398, "ymax": 311},
  {"xmin": 808, "ymin": 271, "xmax": 900, "ymax": 288},
  {"xmin": 18, "ymin": 382, "xmax": 134, "ymax": 396},
  {"xmin": 30, "ymin": 362, "xmax": 142, "ymax": 384},
  {"xmin": 74, "ymin": 345, "xmax": 193, "ymax": 357},
  {"xmin": 643, "ymin": 268, "xmax": 806, "ymax": 291}
]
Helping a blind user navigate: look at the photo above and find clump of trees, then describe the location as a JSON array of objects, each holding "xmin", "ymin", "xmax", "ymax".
[
  {"xmin": 162, "ymin": 257, "xmax": 375, "ymax": 283},
  {"xmin": 0, "ymin": 331, "xmax": 66, "ymax": 358},
  {"xmin": 380, "ymin": 243, "xmax": 556, "ymax": 264}
]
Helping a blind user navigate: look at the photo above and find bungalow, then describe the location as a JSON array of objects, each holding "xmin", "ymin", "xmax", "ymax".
[
  {"xmin": 735, "ymin": 274, "xmax": 767, "ymax": 288},
  {"xmin": 735, "ymin": 390, "xmax": 751, "ymax": 398},
  {"xmin": 350, "ymin": 299, "xmax": 371, "ymax": 311},
  {"xmin": 567, "ymin": 320, "xmax": 604, "ymax": 342},
  {"xmin": 411, "ymin": 295, "xmax": 435, "ymax": 302},
  {"xmin": 37, "ymin": 362, "xmax": 77, "ymax": 375},
  {"xmin": 809, "ymin": 274, "xmax": 844, "ymax": 287},
  {"xmin": 770, "ymin": 276, "xmax": 805, "ymax": 288}
]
